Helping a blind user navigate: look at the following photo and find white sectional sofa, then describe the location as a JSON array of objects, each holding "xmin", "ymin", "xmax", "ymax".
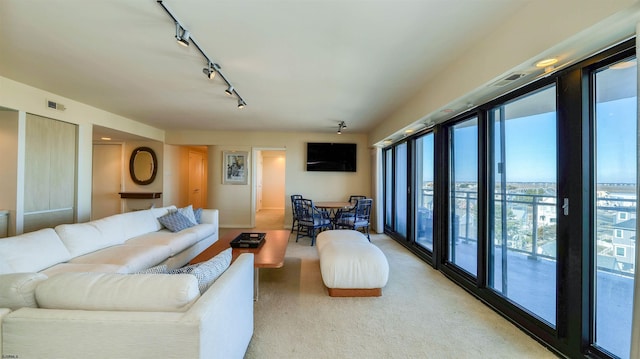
[{"xmin": 0, "ymin": 206, "xmax": 255, "ymax": 359}]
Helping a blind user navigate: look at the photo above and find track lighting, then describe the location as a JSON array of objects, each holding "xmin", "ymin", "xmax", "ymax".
[
  {"xmin": 202, "ymin": 62, "xmax": 217, "ymax": 80},
  {"xmin": 175, "ymin": 23, "xmax": 190, "ymax": 47},
  {"xmin": 337, "ymin": 121, "xmax": 347, "ymax": 134},
  {"xmin": 159, "ymin": 1, "xmax": 247, "ymax": 108}
]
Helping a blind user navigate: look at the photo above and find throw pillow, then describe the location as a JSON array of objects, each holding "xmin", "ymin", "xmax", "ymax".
[
  {"xmin": 193, "ymin": 208, "xmax": 203, "ymax": 224},
  {"xmin": 178, "ymin": 205, "xmax": 198, "ymax": 225},
  {"xmin": 168, "ymin": 248, "xmax": 232, "ymax": 293},
  {"xmin": 157, "ymin": 211, "xmax": 195, "ymax": 232},
  {"xmin": 134, "ymin": 264, "xmax": 168, "ymax": 274}
]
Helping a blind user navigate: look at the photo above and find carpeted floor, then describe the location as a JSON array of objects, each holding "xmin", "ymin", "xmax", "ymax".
[{"xmin": 244, "ymin": 232, "xmax": 558, "ymax": 359}]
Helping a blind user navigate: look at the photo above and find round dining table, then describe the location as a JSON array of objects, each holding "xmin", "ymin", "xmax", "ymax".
[{"xmin": 315, "ymin": 201, "xmax": 354, "ymax": 219}]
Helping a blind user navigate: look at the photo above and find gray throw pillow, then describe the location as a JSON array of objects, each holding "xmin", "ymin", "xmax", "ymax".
[
  {"xmin": 134, "ymin": 264, "xmax": 168, "ymax": 274},
  {"xmin": 193, "ymin": 208, "xmax": 203, "ymax": 224},
  {"xmin": 157, "ymin": 211, "xmax": 195, "ymax": 232},
  {"xmin": 168, "ymin": 248, "xmax": 232, "ymax": 293},
  {"xmin": 178, "ymin": 205, "xmax": 198, "ymax": 225}
]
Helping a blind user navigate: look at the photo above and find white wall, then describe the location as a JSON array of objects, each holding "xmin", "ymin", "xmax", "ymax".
[
  {"xmin": 0, "ymin": 77, "xmax": 165, "ymax": 224},
  {"xmin": 370, "ymin": 0, "xmax": 640, "ymax": 145},
  {"xmin": 169, "ymin": 131, "xmax": 371, "ymax": 229}
]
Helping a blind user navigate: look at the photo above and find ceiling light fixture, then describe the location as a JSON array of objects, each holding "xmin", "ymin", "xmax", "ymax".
[
  {"xmin": 175, "ymin": 23, "xmax": 190, "ymax": 47},
  {"xmin": 158, "ymin": 1, "xmax": 247, "ymax": 109},
  {"xmin": 535, "ymin": 57, "xmax": 558, "ymax": 68},
  {"xmin": 337, "ymin": 121, "xmax": 347, "ymax": 135},
  {"xmin": 202, "ymin": 62, "xmax": 218, "ymax": 80}
]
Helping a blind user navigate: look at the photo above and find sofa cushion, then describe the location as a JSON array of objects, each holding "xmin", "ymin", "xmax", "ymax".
[
  {"xmin": 40, "ymin": 263, "xmax": 127, "ymax": 276},
  {"xmin": 125, "ymin": 230, "xmax": 199, "ymax": 256},
  {"xmin": 69, "ymin": 244, "xmax": 172, "ymax": 273},
  {"xmin": 158, "ymin": 211, "xmax": 196, "ymax": 233},
  {"xmin": 150, "ymin": 205, "xmax": 177, "ymax": 219},
  {"xmin": 184, "ymin": 223, "xmax": 216, "ymax": 241},
  {"xmin": 90, "ymin": 214, "xmax": 127, "ymax": 245},
  {"xmin": 0, "ymin": 273, "xmax": 48, "ymax": 310},
  {"xmin": 55, "ymin": 222, "xmax": 115, "ymax": 257},
  {"xmin": 120, "ymin": 209, "xmax": 163, "ymax": 240},
  {"xmin": 36, "ymin": 272, "xmax": 200, "ymax": 312},
  {"xmin": 168, "ymin": 248, "xmax": 232, "ymax": 293},
  {"xmin": 0, "ymin": 228, "xmax": 72, "ymax": 274}
]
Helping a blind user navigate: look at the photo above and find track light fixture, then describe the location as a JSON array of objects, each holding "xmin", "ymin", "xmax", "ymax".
[
  {"xmin": 202, "ymin": 61, "xmax": 218, "ymax": 80},
  {"xmin": 158, "ymin": 0, "xmax": 247, "ymax": 109},
  {"xmin": 337, "ymin": 121, "xmax": 347, "ymax": 134},
  {"xmin": 175, "ymin": 23, "xmax": 190, "ymax": 47}
]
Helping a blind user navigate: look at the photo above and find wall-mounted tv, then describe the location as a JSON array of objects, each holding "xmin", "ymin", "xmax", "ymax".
[{"xmin": 306, "ymin": 142, "xmax": 357, "ymax": 172}]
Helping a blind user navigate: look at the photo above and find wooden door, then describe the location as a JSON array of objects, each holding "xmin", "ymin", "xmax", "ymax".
[{"xmin": 189, "ymin": 151, "xmax": 204, "ymax": 208}]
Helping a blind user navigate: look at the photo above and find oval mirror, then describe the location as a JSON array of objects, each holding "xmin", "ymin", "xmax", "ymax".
[{"xmin": 129, "ymin": 147, "xmax": 158, "ymax": 185}]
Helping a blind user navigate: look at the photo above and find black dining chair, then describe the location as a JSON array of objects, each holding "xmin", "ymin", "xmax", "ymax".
[
  {"xmin": 334, "ymin": 198, "xmax": 373, "ymax": 241},
  {"xmin": 295, "ymin": 198, "xmax": 332, "ymax": 246},
  {"xmin": 290, "ymin": 194, "xmax": 303, "ymax": 234}
]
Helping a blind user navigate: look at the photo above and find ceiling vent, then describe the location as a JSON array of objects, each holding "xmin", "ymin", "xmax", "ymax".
[
  {"xmin": 46, "ymin": 100, "xmax": 66, "ymax": 111},
  {"xmin": 492, "ymin": 73, "xmax": 527, "ymax": 87}
]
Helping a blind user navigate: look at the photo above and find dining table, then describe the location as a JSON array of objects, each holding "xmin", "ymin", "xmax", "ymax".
[{"xmin": 315, "ymin": 201, "xmax": 354, "ymax": 219}]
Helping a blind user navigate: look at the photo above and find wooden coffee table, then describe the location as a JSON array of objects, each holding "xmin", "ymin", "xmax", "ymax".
[{"xmin": 191, "ymin": 229, "xmax": 290, "ymax": 299}]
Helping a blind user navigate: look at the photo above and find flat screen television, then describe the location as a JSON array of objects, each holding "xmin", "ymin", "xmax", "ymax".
[{"xmin": 306, "ymin": 142, "xmax": 357, "ymax": 172}]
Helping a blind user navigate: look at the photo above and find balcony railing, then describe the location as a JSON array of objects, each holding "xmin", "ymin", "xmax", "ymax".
[{"xmin": 418, "ymin": 188, "xmax": 637, "ymax": 276}]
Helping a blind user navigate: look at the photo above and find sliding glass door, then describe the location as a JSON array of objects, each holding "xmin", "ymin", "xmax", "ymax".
[
  {"xmin": 592, "ymin": 56, "xmax": 637, "ymax": 359},
  {"xmin": 415, "ymin": 133, "xmax": 434, "ymax": 252},
  {"xmin": 488, "ymin": 86, "xmax": 557, "ymax": 326},
  {"xmin": 448, "ymin": 117, "xmax": 478, "ymax": 276}
]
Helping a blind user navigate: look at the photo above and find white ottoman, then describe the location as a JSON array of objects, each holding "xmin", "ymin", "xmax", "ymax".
[{"xmin": 316, "ymin": 230, "xmax": 389, "ymax": 297}]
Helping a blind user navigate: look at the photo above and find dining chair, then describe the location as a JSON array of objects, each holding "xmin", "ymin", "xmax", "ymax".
[
  {"xmin": 334, "ymin": 195, "xmax": 367, "ymax": 224},
  {"xmin": 334, "ymin": 198, "xmax": 373, "ymax": 241},
  {"xmin": 290, "ymin": 194, "xmax": 303, "ymax": 234},
  {"xmin": 295, "ymin": 198, "xmax": 332, "ymax": 246}
]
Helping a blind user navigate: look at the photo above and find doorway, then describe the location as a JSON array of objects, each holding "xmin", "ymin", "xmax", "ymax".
[
  {"xmin": 92, "ymin": 143, "xmax": 122, "ymax": 220},
  {"xmin": 253, "ymin": 149, "xmax": 286, "ymax": 229}
]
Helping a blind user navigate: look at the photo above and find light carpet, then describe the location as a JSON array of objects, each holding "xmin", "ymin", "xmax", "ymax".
[{"xmin": 244, "ymin": 233, "xmax": 557, "ymax": 358}]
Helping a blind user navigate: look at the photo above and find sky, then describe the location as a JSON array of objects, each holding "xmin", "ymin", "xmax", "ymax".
[{"xmin": 422, "ymin": 96, "xmax": 637, "ymax": 184}]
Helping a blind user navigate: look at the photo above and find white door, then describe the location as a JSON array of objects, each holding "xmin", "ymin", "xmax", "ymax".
[{"xmin": 92, "ymin": 144, "xmax": 122, "ymax": 220}]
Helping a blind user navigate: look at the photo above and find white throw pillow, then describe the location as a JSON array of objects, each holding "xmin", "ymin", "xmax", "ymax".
[{"xmin": 168, "ymin": 248, "xmax": 232, "ymax": 293}]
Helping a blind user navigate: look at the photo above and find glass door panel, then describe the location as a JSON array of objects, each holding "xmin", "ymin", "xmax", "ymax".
[
  {"xmin": 488, "ymin": 86, "xmax": 557, "ymax": 326},
  {"xmin": 394, "ymin": 143, "xmax": 408, "ymax": 237},
  {"xmin": 384, "ymin": 149, "xmax": 393, "ymax": 227},
  {"xmin": 449, "ymin": 118, "xmax": 478, "ymax": 276},
  {"xmin": 415, "ymin": 134, "xmax": 434, "ymax": 251},
  {"xmin": 593, "ymin": 57, "xmax": 637, "ymax": 358}
]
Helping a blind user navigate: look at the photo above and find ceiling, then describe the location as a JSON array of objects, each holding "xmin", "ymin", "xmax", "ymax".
[{"xmin": 0, "ymin": 0, "xmax": 536, "ymax": 137}]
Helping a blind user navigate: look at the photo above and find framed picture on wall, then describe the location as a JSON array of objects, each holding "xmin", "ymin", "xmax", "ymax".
[{"xmin": 222, "ymin": 151, "xmax": 248, "ymax": 185}]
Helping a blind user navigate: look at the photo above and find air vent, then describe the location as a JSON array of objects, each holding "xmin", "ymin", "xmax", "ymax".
[
  {"xmin": 492, "ymin": 73, "xmax": 527, "ymax": 87},
  {"xmin": 46, "ymin": 100, "xmax": 66, "ymax": 111}
]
